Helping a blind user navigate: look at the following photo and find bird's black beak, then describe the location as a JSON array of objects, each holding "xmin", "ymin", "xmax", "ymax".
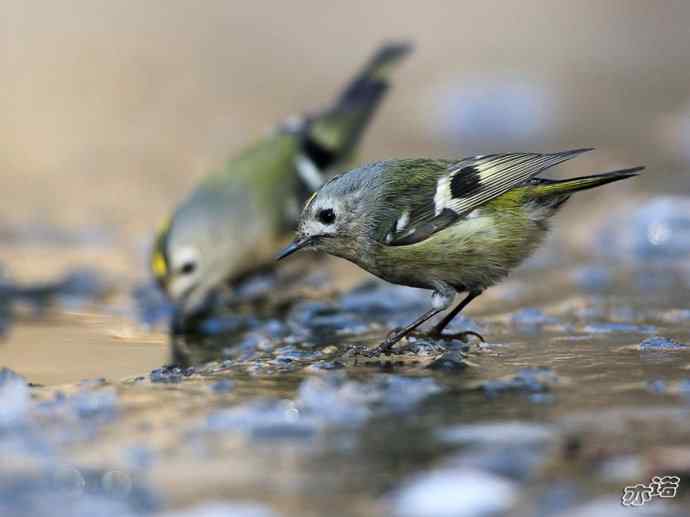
[{"xmin": 275, "ymin": 237, "xmax": 313, "ymax": 260}]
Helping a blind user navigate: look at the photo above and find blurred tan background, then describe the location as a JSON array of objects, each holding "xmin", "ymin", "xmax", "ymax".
[{"xmin": 4, "ymin": 0, "xmax": 690, "ymax": 277}]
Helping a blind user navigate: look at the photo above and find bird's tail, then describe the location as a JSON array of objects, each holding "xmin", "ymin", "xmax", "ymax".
[
  {"xmin": 532, "ymin": 166, "xmax": 643, "ymax": 197},
  {"xmin": 302, "ymin": 42, "xmax": 413, "ymax": 171}
]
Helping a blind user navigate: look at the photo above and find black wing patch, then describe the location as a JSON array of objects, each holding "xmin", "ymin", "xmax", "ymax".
[
  {"xmin": 449, "ymin": 166, "xmax": 481, "ymax": 198},
  {"xmin": 387, "ymin": 148, "xmax": 593, "ymax": 246}
]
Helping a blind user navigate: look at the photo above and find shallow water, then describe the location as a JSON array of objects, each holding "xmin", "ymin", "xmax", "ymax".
[
  {"xmin": 0, "ymin": 200, "xmax": 690, "ymax": 516},
  {"xmin": 2, "ymin": 230, "xmax": 690, "ymax": 517}
]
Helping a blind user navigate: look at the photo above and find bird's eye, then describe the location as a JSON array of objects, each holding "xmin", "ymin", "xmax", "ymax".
[
  {"xmin": 180, "ymin": 262, "xmax": 197, "ymax": 275},
  {"xmin": 317, "ymin": 208, "xmax": 336, "ymax": 225}
]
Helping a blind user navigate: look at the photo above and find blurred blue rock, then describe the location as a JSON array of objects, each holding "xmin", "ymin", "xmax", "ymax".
[
  {"xmin": 528, "ymin": 393, "xmax": 556, "ymax": 404},
  {"xmin": 124, "ymin": 446, "xmax": 156, "ymax": 470},
  {"xmin": 482, "ymin": 367, "xmax": 559, "ymax": 396},
  {"xmin": 338, "ymin": 281, "xmax": 431, "ymax": 328},
  {"xmin": 597, "ymin": 196, "xmax": 690, "ymax": 261},
  {"xmin": 206, "ymin": 399, "xmax": 315, "ymax": 440},
  {"xmin": 233, "ymin": 273, "xmax": 278, "ymax": 300},
  {"xmin": 571, "ymin": 265, "xmax": 614, "ymax": 292},
  {"xmin": 435, "ymin": 81, "xmax": 553, "ymax": 147},
  {"xmin": 660, "ymin": 309, "xmax": 690, "ymax": 323},
  {"xmin": 339, "ymin": 281, "xmax": 427, "ymax": 316},
  {"xmin": 533, "ymin": 482, "xmax": 581, "ymax": 517},
  {"xmin": 583, "ymin": 322, "xmax": 656, "ymax": 334},
  {"xmin": 72, "ymin": 389, "xmax": 118, "ymax": 420},
  {"xmin": 287, "ymin": 301, "xmax": 358, "ymax": 333},
  {"xmin": 210, "ymin": 379, "xmax": 234, "ymax": 394},
  {"xmin": 298, "ymin": 373, "xmax": 441, "ymax": 425},
  {"xmin": 55, "ymin": 269, "xmax": 110, "ymax": 302},
  {"xmin": 676, "ymin": 379, "xmax": 690, "ymax": 398},
  {"xmin": 0, "ymin": 268, "xmax": 110, "ymax": 316},
  {"xmin": 442, "ymin": 314, "xmax": 483, "ymax": 335},
  {"xmin": 0, "ymin": 223, "xmax": 115, "ymax": 247},
  {"xmin": 511, "ymin": 308, "xmax": 560, "ymax": 332},
  {"xmin": 131, "ymin": 281, "xmax": 174, "ymax": 328},
  {"xmin": 0, "ymin": 368, "xmax": 29, "ymax": 428},
  {"xmin": 206, "ymin": 373, "xmax": 442, "ymax": 441},
  {"xmin": 393, "ymin": 467, "xmax": 517, "ymax": 517},
  {"xmin": 438, "ymin": 421, "xmax": 554, "ymax": 449},
  {"xmin": 438, "ymin": 423, "xmax": 555, "ymax": 480},
  {"xmin": 639, "ymin": 336, "xmax": 688, "ymax": 351},
  {"xmin": 199, "ymin": 314, "xmax": 254, "ymax": 335},
  {"xmin": 449, "ymin": 447, "xmax": 547, "ymax": 482},
  {"xmin": 647, "ymin": 379, "xmax": 668, "ymax": 393},
  {"xmin": 0, "ymin": 466, "xmax": 159, "ymax": 517},
  {"xmin": 256, "ymin": 319, "xmax": 290, "ymax": 339},
  {"xmin": 296, "ymin": 375, "xmax": 373, "ymax": 427}
]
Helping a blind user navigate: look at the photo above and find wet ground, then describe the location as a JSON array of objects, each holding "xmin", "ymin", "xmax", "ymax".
[{"xmin": 2, "ymin": 196, "xmax": 690, "ymax": 517}]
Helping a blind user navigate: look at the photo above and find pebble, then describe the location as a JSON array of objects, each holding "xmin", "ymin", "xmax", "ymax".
[
  {"xmin": 393, "ymin": 467, "xmax": 517, "ymax": 517},
  {"xmin": 206, "ymin": 399, "xmax": 314, "ymax": 440},
  {"xmin": 150, "ymin": 368, "xmax": 184, "ymax": 384},
  {"xmin": 511, "ymin": 308, "xmax": 560, "ymax": 332},
  {"xmin": 438, "ymin": 421, "xmax": 554, "ymax": 448},
  {"xmin": 481, "ymin": 367, "xmax": 559, "ymax": 396},
  {"xmin": 210, "ymin": 380, "xmax": 235, "ymax": 394},
  {"xmin": 72, "ymin": 389, "xmax": 118, "ymax": 420},
  {"xmin": 596, "ymin": 196, "xmax": 690, "ymax": 262},
  {"xmin": 639, "ymin": 336, "xmax": 688, "ymax": 351},
  {"xmin": 0, "ymin": 368, "xmax": 29, "ymax": 428}
]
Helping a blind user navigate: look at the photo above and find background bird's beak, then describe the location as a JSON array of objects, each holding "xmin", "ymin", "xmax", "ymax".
[{"xmin": 276, "ymin": 237, "xmax": 313, "ymax": 260}]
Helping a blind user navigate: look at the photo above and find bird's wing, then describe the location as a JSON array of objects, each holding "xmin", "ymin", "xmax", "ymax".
[{"xmin": 385, "ymin": 149, "xmax": 593, "ymax": 246}]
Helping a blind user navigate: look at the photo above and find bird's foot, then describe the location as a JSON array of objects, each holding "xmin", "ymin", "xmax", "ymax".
[{"xmin": 353, "ymin": 328, "xmax": 405, "ymax": 358}]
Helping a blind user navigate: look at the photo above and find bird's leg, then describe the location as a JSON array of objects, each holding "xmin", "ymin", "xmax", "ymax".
[
  {"xmin": 361, "ymin": 286, "xmax": 454, "ymax": 357},
  {"xmin": 428, "ymin": 289, "xmax": 484, "ymax": 341}
]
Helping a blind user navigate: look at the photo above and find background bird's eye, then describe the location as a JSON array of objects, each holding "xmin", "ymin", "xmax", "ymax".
[
  {"xmin": 180, "ymin": 262, "xmax": 197, "ymax": 275},
  {"xmin": 318, "ymin": 208, "xmax": 336, "ymax": 225}
]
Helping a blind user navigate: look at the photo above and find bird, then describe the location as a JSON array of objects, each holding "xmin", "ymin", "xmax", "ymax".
[
  {"xmin": 150, "ymin": 42, "xmax": 413, "ymax": 330},
  {"xmin": 277, "ymin": 149, "xmax": 643, "ymax": 355}
]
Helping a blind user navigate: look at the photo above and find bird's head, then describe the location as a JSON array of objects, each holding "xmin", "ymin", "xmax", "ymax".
[
  {"xmin": 276, "ymin": 172, "xmax": 371, "ymax": 262},
  {"xmin": 150, "ymin": 212, "xmax": 219, "ymax": 321}
]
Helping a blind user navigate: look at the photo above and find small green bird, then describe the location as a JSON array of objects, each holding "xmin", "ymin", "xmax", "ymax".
[
  {"xmin": 151, "ymin": 42, "xmax": 412, "ymax": 324},
  {"xmin": 277, "ymin": 149, "xmax": 643, "ymax": 355}
]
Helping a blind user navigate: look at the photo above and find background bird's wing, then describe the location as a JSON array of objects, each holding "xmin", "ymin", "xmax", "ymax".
[{"xmin": 385, "ymin": 149, "xmax": 593, "ymax": 246}]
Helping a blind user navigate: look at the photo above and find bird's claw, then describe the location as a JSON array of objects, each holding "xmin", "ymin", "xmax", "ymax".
[{"xmin": 353, "ymin": 330, "xmax": 400, "ymax": 358}]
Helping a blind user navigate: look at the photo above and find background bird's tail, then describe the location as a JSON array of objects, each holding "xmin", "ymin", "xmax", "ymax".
[
  {"xmin": 532, "ymin": 166, "xmax": 644, "ymax": 197},
  {"xmin": 302, "ymin": 42, "xmax": 413, "ymax": 171}
]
